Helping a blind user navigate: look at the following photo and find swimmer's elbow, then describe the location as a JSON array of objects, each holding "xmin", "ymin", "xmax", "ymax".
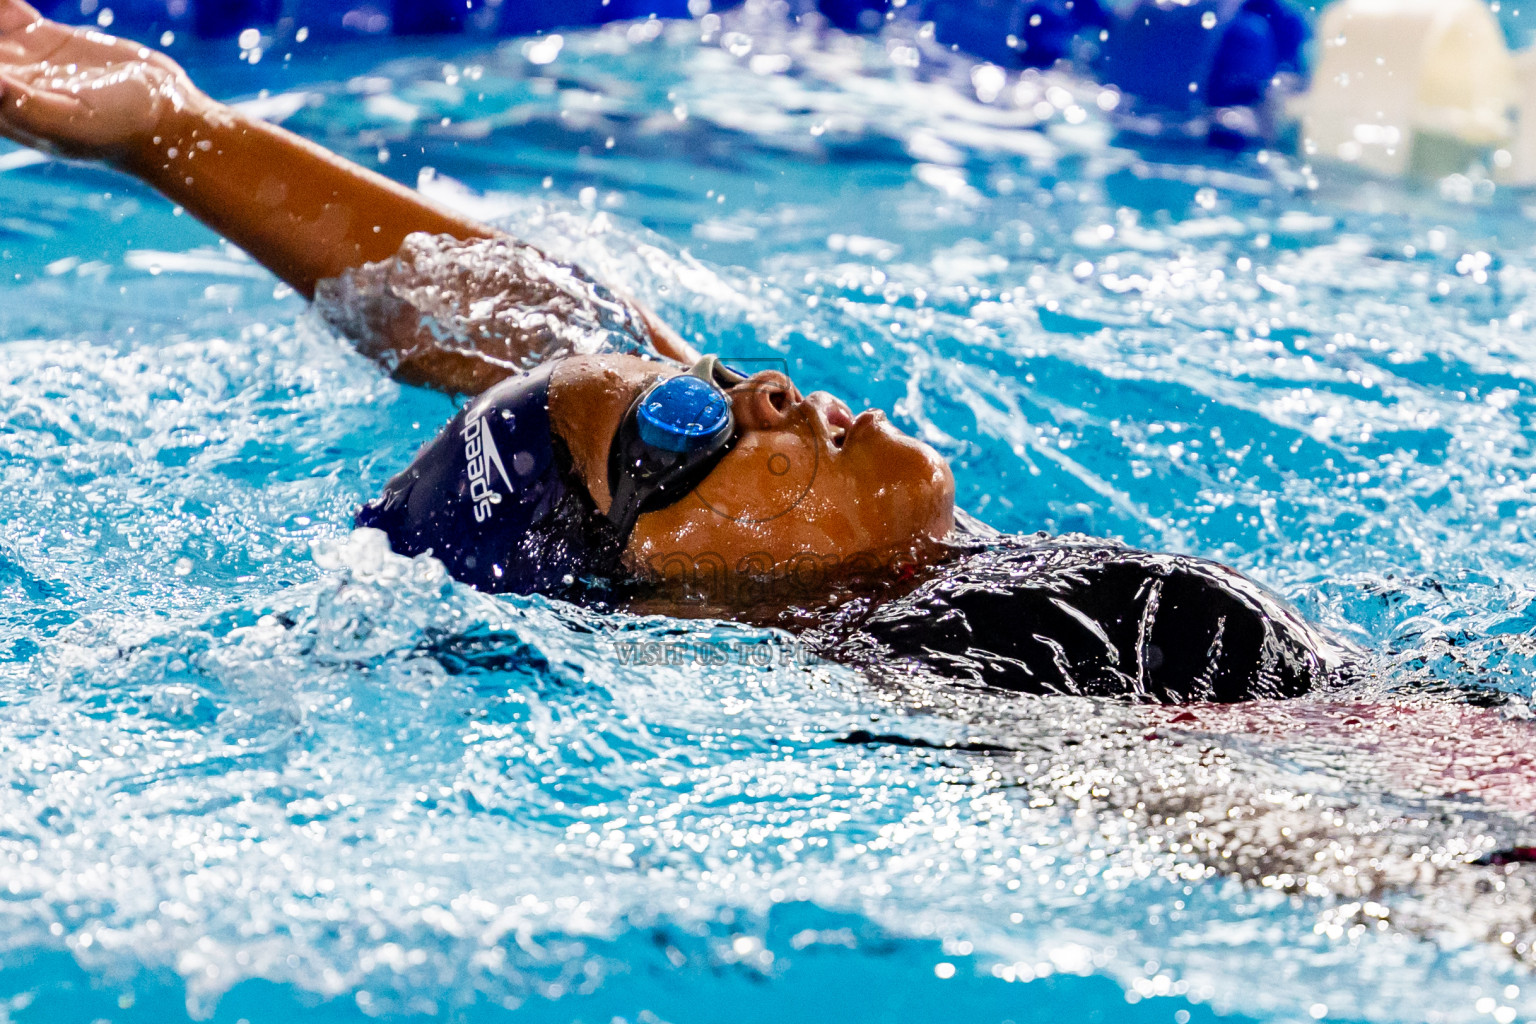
[{"xmin": 633, "ymin": 303, "xmax": 700, "ymax": 365}]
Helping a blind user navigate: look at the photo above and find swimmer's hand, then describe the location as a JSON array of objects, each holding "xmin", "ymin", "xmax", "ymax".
[
  {"xmin": 0, "ymin": 0, "xmax": 696, "ymax": 391},
  {"xmin": 0, "ymin": 0, "xmax": 205, "ymax": 163}
]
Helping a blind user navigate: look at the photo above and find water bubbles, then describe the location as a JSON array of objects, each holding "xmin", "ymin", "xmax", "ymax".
[
  {"xmin": 237, "ymin": 28, "xmax": 264, "ymax": 64},
  {"xmin": 1202, "ymin": 10, "xmax": 1218, "ymax": 28},
  {"xmin": 749, "ymin": 53, "xmax": 792, "ymax": 75},
  {"xmin": 522, "ymin": 34, "xmax": 564, "ymax": 66},
  {"xmin": 2, "ymin": 17, "xmax": 1536, "ymax": 1024},
  {"xmin": 626, "ymin": 18, "xmax": 664, "ymax": 45},
  {"xmin": 971, "ymin": 63, "xmax": 1007, "ymax": 104},
  {"xmin": 721, "ymin": 31, "xmax": 753, "ymax": 58}
]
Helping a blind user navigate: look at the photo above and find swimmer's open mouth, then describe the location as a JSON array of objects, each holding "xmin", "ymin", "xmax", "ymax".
[{"xmin": 827, "ymin": 404, "xmax": 853, "ymax": 449}]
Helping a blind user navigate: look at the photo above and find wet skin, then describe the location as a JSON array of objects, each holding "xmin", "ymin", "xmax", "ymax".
[
  {"xmin": 549, "ymin": 355, "xmax": 956, "ymax": 584},
  {"xmin": 0, "ymin": 0, "xmax": 955, "ymax": 593}
]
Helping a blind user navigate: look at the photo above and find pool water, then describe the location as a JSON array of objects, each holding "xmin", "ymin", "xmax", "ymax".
[{"xmin": 5, "ymin": 8, "xmax": 1536, "ymax": 1023}]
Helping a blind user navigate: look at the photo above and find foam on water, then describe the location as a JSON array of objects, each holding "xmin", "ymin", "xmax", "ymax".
[{"xmin": 5, "ymin": 10, "xmax": 1536, "ymax": 1023}]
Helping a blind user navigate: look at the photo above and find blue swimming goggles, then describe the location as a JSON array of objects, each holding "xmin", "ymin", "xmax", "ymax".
[{"xmin": 605, "ymin": 354, "xmax": 747, "ymax": 539}]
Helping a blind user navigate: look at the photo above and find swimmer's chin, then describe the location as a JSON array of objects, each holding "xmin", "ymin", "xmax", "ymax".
[
  {"xmin": 621, "ymin": 470, "xmax": 955, "ymax": 611},
  {"xmin": 860, "ymin": 422, "xmax": 956, "ymax": 543}
]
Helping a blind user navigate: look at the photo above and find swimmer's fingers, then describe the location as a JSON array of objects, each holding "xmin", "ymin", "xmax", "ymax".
[
  {"xmin": 0, "ymin": 69, "xmax": 86, "ymax": 152},
  {"xmin": 0, "ymin": 5, "xmax": 39, "ymax": 64},
  {"xmin": 0, "ymin": 16, "xmax": 187, "ymax": 94},
  {"xmin": 0, "ymin": 7, "xmax": 196, "ymax": 161},
  {"xmin": 0, "ymin": 12, "xmax": 70, "ymax": 69},
  {"xmin": 0, "ymin": 13, "xmax": 127, "ymax": 71},
  {"xmin": 0, "ymin": 86, "xmax": 50, "ymax": 152},
  {"xmin": 0, "ymin": 69, "xmax": 84, "ymax": 120},
  {"xmin": 0, "ymin": 0, "xmax": 42, "ymax": 36}
]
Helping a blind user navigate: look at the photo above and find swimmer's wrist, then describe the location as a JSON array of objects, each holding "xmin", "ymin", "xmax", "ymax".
[{"xmin": 114, "ymin": 89, "xmax": 228, "ymax": 177}]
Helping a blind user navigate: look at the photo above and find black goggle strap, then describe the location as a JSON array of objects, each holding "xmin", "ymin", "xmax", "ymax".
[{"xmin": 606, "ymin": 448, "xmax": 647, "ymax": 542}]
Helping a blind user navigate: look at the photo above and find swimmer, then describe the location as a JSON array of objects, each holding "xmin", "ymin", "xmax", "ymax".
[{"xmin": 0, "ymin": 1, "xmax": 1355, "ymax": 701}]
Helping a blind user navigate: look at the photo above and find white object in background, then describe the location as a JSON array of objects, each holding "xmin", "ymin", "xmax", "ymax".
[
  {"xmin": 1505, "ymin": 49, "xmax": 1536, "ymax": 186},
  {"xmin": 1299, "ymin": 0, "xmax": 1514, "ymax": 178}
]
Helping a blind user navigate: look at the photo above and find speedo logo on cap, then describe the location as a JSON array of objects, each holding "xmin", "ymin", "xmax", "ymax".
[{"xmin": 463, "ymin": 403, "xmax": 515, "ymax": 523}]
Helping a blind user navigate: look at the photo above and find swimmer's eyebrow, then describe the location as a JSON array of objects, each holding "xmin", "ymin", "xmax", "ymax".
[
  {"xmin": 570, "ymin": 369, "xmax": 663, "ymax": 464},
  {"xmin": 624, "ymin": 369, "xmax": 669, "ymax": 406},
  {"xmin": 559, "ymin": 369, "xmax": 664, "ymax": 512}
]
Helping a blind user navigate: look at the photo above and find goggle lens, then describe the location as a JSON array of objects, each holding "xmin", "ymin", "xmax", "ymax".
[
  {"xmin": 604, "ymin": 355, "xmax": 743, "ymax": 539},
  {"xmin": 637, "ymin": 375, "xmax": 732, "ymax": 453}
]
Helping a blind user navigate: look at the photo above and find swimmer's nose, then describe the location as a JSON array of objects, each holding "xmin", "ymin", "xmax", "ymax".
[{"xmin": 729, "ymin": 370, "xmax": 802, "ymax": 430}]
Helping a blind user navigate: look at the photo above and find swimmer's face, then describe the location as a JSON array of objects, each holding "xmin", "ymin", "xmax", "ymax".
[{"xmin": 549, "ymin": 355, "xmax": 955, "ymax": 590}]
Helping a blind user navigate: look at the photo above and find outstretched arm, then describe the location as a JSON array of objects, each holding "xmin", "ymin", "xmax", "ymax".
[
  {"xmin": 0, "ymin": 0, "xmax": 698, "ymax": 388},
  {"xmin": 0, "ymin": 0, "xmax": 495, "ymax": 298}
]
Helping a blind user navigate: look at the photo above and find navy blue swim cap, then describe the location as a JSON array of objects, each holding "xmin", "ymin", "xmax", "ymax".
[{"xmin": 356, "ymin": 364, "xmax": 624, "ymax": 595}]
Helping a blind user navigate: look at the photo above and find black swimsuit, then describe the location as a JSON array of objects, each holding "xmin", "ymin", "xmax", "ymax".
[{"xmin": 810, "ymin": 535, "xmax": 1354, "ymax": 703}]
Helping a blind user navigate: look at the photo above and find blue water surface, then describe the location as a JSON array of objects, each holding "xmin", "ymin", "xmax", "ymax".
[{"xmin": 6, "ymin": 6, "xmax": 1536, "ymax": 1024}]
